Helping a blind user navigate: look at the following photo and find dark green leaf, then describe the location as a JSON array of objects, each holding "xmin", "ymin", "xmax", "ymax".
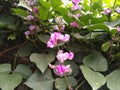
[{"xmin": 17, "ymin": 43, "xmax": 34, "ymax": 57}]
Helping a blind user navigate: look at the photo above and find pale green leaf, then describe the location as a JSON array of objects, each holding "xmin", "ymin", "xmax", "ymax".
[
  {"xmin": 13, "ymin": 64, "xmax": 32, "ymax": 79},
  {"xmin": 83, "ymin": 52, "xmax": 108, "ymax": 72},
  {"xmin": 0, "ymin": 73, "xmax": 22, "ymax": 90},
  {"xmin": 30, "ymin": 53, "xmax": 55, "ymax": 73},
  {"xmin": 55, "ymin": 77, "xmax": 77, "ymax": 90},
  {"xmin": 0, "ymin": 64, "xmax": 11, "ymax": 74},
  {"xmin": 25, "ymin": 69, "xmax": 54, "ymax": 90},
  {"xmin": 106, "ymin": 70, "xmax": 120, "ymax": 90},
  {"xmin": 80, "ymin": 65, "xmax": 106, "ymax": 90}
]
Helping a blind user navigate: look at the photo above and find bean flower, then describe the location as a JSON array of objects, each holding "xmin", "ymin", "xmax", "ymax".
[
  {"xmin": 103, "ymin": 8, "xmax": 112, "ymax": 15},
  {"xmin": 47, "ymin": 32, "xmax": 70, "ymax": 48},
  {"xmin": 25, "ymin": 0, "xmax": 36, "ymax": 6},
  {"xmin": 49, "ymin": 63, "xmax": 72, "ymax": 76},
  {"xmin": 117, "ymin": 26, "xmax": 120, "ymax": 32},
  {"xmin": 56, "ymin": 50, "xmax": 74, "ymax": 63},
  {"xmin": 70, "ymin": 22, "xmax": 78, "ymax": 27},
  {"xmin": 116, "ymin": 7, "xmax": 120, "ymax": 14}
]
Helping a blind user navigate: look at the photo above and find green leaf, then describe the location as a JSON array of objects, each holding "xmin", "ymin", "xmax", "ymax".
[
  {"xmin": 38, "ymin": 0, "xmax": 50, "ymax": 21},
  {"xmin": 13, "ymin": 64, "xmax": 32, "ymax": 79},
  {"xmin": 7, "ymin": 33, "xmax": 17, "ymax": 40},
  {"xmin": 55, "ymin": 77, "xmax": 77, "ymax": 90},
  {"xmin": 38, "ymin": 34, "xmax": 50, "ymax": 43},
  {"xmin": 50, "ymin": 0, "xmax": 62, "ymax": 9},
  {"xmin": 55, "ymin": 7, "xmax": 72, "ymax": 23},
  {"xmin": 83, "ymin": 52, "xmax": 108, "ymax": 72},
  {"xmin": 87, "ymin": 23, "xmax": 110, "ymax": 32},
  {"xmin": 104, "ymin": 19, "xmax": 120, "ymax": 27},
  {"xmin": 0, "ymin": 64, "xmax": 11, "ymax": 74},
  {"xmin": 17, "ymin": 43, "xmax": 34, "ymax": 57},
  {"xmin": 12, "ymin": 8, "xmax": 27, "ymax": 19},
  {"xmin": 25, "ymin": 69, "xmax": 54, "ymax": 90},
  {"xmin": 101, "ymin": 41, "xmax": 110, "ymax": 52},
  {"xmin": 30, "ymin": 53, "xmax": 55, "ymax": 73},
  {"xmin": 80, "ymin": 65, "xmax": 106, "ymax": 90},
  {"xmin": 0, "ymin": 73, "xmax": 22, "ymax": 90},
  {"xmin": 18, "ymin": 0, "xmax": 32, "ymax": 11},
  {"xmin": 106, "ymin": 70, "xmax": 120, "ymax": 90}
]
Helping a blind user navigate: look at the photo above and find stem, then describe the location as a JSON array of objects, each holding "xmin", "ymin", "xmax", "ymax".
[
  {"xmin": 13, "ymin": 54, "xmax": 17, "ymax": 70},
  {"xmin": 113, "ymin": 0, "xmax": 117, "ymax": 10},
  {"xmin": 75, "ymin": 80, "xmax": 86, "ymax": 90},
  {"xmin": 64, "ymin": 75, "xmax": 70, "ymax": 90}
]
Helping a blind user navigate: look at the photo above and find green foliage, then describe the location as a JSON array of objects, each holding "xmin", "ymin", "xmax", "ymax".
[
  {"xmin": 0, "ymin": 73, "xmax": 22, "ymax": 90},
  {"xmin": 80, "ymin": 65, "xmax": 106, "ymax": 90},
  {"xmin": 1, "ymin": 0, "xmax": 120, "ymax": 89},
  {"xmin": 25, "ymin": 69, "xmax": 54, "ymax": 90},
  {"xmin": 106, "ymin": 70, "xmax": 120, "ymax": 90},
  {"xmin": 83, "ymin": 52, "xmax": 108, "ymax": 72},
  {"xmin": 30, "ymin": 53, "xmax": 55, "ymax": 73},
  {"xmin": 55, "ymin": 77, "xmax": 77, "ymax": 90}
]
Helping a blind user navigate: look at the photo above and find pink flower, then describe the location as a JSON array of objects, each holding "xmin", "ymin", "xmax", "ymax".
[
  {"xmin": 60, "ymin": 25, "xmax": 65, "ymax": 32},
  {"xmin": 70, "ymin": 22, "xmax": 78, "ymax": 27},
  {"xmin": 75, "ymin": 13, "xmax": 81, "ymax": 18},
  {"xmin": 29, "ymin": 25, "xmax": 35, "ymax": 31},
  {"xmin": 68, "ymin": 52, "xmax": 74, "ymax": 60},
  {"xmin": 63, "ymin": 34, "xmax": 70, "ymax": 41},
  {"xmin": 47, "ymin": 32, "xmax": 70, "ymax": 48},
  {"xmin": 27, "ymin": 15, "xmax": 34, "ymax": 21},
  {"xmin": 117, "ymin": 26, "xmax": 120, "ymax": 32},
  {"xmin": 25, "ymin": 0, "xmax": 36, "ymax": 6},
  {"xmin": 33, "ymin": 7, "xmax": 39, "ymax": 13},
  {"xmin": 56, "ymin": 50, "xmax": 69, "ymax": 63},
  {"xmin": 56, "ymin": 50, "xmax": 74, "ymax": 63},
  {"xmin": 72, "ymin": 0, "xmax": 81, "ymax": 5},
  {"xmin": 24, "ymin": 31, "xmax": 30, "ymax": 36},
  {"xmin": 116, "ymin": 7, "xmax": 120, "ymax": 14},
  {"xmin": 103, "ymin": 8, "xmax": 112, "ymax": 15},
  {"xmin": 72, "ymin": 4, "xmax": 81, "ymax": 11},
  {"xmin": 55, "ymin": 65, "xmax": 72, "ymax": 76}
]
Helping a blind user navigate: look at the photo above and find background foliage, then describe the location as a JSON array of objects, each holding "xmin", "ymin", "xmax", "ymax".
[{"xmin": 0, "ymin": 0, "xmax": 120, "ymax": 90}]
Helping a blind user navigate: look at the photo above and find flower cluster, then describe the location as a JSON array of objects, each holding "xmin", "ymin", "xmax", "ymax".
[
  {"xmin": 103, "ymin": 8, "xmax": 112, "ymax": 15},
  {"xmin": 49, "ymin": 50, "xmax": 74, "ymax": 76},
  {"xmin": 116, "ymin": 7, "xmax": 120, "ymax": 14},
  {"xmin": 72, "ymin": 0, "xmax": 81, "ymax": 11},
  {"xmin": 24, "ymin": 0, "xmax": 39, "ymax": 36},
  {"xmin": 56, "ymin": 50, "xmax": 74, "ymax": 63},
  {"xmin": 47, "ymin": 32, "xmax": 70, "ymax": 48},
  {"xmin": 69, "ymin": 0, "xmax": 82, "ymax": 28},
  {"xmin": 117, "ymin": 26, "xmax": 120, "ymax": 32}
]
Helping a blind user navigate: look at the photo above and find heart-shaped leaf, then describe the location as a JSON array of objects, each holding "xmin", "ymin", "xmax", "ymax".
[
  {"xmin": 106, "ymin": 70, "xmax": 120, "ymax": 90},
  {"xmin": 13, "ymin": 64, "xmax": 32, "ymax": 79},
  {"xmin": 25, "ymin": 69, "xmax": 54, "ymax": 90},
  {"xmin": 80, "ymin": 65, "xmax": 106, "ymax": 90},
  {"xmin": 83, "ymin": 52, "xmax": 108, "ymax": 72},
  {"xmin": 0, "ymin": 73, "xmax": 22, "ymax": 90},
  {"xmin": 0, "ymin": 64, "xmax": 11, "ymax": 74},
  {"xmin": 55, "ymin": 77, "xmax": 77, "ymax": 90},
  {"xmin": 30, "ymin": 53, "xmax": 55, "ymax": 73}
]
